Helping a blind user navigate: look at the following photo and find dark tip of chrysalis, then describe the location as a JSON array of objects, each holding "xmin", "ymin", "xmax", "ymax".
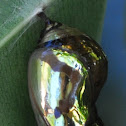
[
  {"xmin": 37, "ymin": 12, "xmax": 54, "ymax": 25},
  {"xmin": 37, "ymin": 11, "xmax": 62, "ymax": 45},
  {"xmin": 37, "ymin": 12, "xmax": 48, "ymax": 21}
]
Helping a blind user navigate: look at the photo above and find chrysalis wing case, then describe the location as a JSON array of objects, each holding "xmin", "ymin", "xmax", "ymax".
[{"xmin": 28, "ymin": 12, "xmax": 108, "ymax": 126}]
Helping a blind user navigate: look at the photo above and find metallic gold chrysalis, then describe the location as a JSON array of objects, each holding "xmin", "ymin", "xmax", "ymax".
[{"xmin": 28, "ymin": 12, "xmax": 108, "ymax": 126}]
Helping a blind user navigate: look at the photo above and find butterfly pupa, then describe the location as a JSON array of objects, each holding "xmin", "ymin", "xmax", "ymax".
[{"xmin": 28, "ymin": 12, "xmax": 108, "ymax": 126}]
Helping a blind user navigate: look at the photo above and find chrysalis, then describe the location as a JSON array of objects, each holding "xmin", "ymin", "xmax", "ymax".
[{"xmin": 28, "ymin": 12, "xmax": 108, "ymax": 126}]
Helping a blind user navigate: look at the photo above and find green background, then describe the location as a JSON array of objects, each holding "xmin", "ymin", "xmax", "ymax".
[{"xmin": 0, "ymin": 0, "xmax": 106, "ymax": 125}]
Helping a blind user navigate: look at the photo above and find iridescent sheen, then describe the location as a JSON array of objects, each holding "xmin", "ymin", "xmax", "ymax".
[{"xmin": 28, "ymin": 12, "xmax": 107, "ymax": 126}]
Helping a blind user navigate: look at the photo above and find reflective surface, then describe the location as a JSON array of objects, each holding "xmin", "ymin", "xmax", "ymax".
[
  {"xmin": 28, "ymin": 48, "xmax": 91, "ymax": 126},
  {"xmin": 28, "ymin": 17, "xmax": 108, "ymax": 126}
]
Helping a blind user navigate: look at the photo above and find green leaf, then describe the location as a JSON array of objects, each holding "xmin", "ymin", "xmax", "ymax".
[{"xmin": 0, "ymin": 0, "xmax": 106, "ymax": 126}]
